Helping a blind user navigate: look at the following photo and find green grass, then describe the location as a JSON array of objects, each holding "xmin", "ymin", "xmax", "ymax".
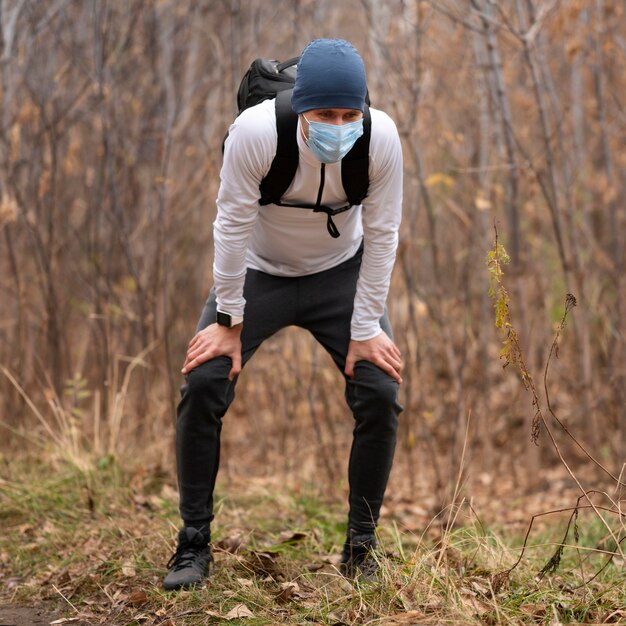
[{"xmin": 1, "ymin": 457, "xmax": 625, "ymax": 625}]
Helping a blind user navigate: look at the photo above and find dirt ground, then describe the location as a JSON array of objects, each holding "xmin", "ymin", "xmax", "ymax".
[{"xmin": 0, "ymin": 604, "xmax": 82, "ymax": 626}]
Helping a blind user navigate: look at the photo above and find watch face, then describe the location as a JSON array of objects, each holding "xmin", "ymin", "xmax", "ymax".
[{"xmin": 216, "ymin": 311, "xmax": 231, "ymax": 327}]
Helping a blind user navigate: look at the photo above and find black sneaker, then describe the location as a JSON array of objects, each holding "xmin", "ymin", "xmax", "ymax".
[
  {"xmin": 163, "ymin": 527, "xmax": 213, "ymax": 591},
  {"xmin": 339, "ymin": 532, "xmax": 379, "ymax": 581}
]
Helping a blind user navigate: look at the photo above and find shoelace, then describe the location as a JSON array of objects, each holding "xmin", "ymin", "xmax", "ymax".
[
  {"xmin": 355, "ymin": 553, "xmax": 378, "ymax": 578},
  {"xmin": 167, "ymin": 544, "xmax": 207, "ymax": 571}
]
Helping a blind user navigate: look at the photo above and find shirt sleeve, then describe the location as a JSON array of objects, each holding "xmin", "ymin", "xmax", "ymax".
[
  {"xmin": 350, "ymin": 110, "xmax": 403, "ymax": 340},
  {"xmin": 213, "ymin": 105, "xmax": 276, "ymax": 316}
]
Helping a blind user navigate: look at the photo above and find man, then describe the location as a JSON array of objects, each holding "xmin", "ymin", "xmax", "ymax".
[{"xmin": 164, "ymin": 38, "xmax": 403, "ymax": 590}]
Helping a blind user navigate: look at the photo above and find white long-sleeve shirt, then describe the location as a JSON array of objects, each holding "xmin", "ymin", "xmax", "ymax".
[{"xmin": 213, "ymin": 98, "xmax": 403, "ymax": 341}]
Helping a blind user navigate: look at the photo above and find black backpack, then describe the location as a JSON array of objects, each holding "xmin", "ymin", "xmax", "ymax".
[{"xmin": 231, "ymin": 57, "xmax": 371, "ymax": 238}]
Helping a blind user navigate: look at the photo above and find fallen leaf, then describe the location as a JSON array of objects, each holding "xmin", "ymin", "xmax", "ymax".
[
  {"xmin": 461, "ymin": 594, "xmax": 491, "ymax": 616},
  {"xmin": 276, "ymin": 531, "xmax": 307, "ymax": 545},
  {"xmin": 205, "ymin": 610, "xmax": 222, "ymax": 619},
  {"xmin": 275, "ymin": 581, "xmax": 300, "ymax": 603},
  {"xmin": 224, "ymin": 603, "xmax": 254, "ymax": 620},
  {"xmin": 132, "ymin": 493, "xmax": 152, "ymax": 510},
  {"xmin": 242, "ymin": 550, "xmax": 280, "ymax": 577},
  {"xmin": 17, "ymin": 523, "xmax": 34, "ymax": 536},
  {"xmin": 121, "ymin": 562, "xmax": 136, "ymax": 577},
  {"xmin": 470, "ymin": 579, "xmax": 489, "ymax": 595},
  {"xmin": 129, "ymin": 589, "xmax": 149, "ymax": 607},
  {"xmin": 215, "ymin": 534, "xmax": 244, "ymax": 554},
  {"xmin": 380, "ymin": 611, "xmax": 430, "ymax": 625},
  {"xmin": 305, "ymin": 562, "xmax": 324, "ymax": 572},
  {"xmin": 520, "ymin": 603, "xmax": 547, "ymax": 618},
  {"xmin": 6, "ymin": 576, "xmax": 25, "ymax": 589}
]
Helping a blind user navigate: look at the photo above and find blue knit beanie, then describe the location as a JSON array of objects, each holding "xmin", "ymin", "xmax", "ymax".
[{"xmin": 291, "ymin": 39, "xmax": 367, "ymax": 113}]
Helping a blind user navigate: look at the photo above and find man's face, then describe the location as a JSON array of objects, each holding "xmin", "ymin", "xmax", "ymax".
[{"xmin": 301, "ymin": 108, "xmax": 363, "ymax": 137}]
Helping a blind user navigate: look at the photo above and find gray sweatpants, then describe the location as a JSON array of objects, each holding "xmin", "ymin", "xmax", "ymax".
[{"xmin": 175, "ymin": 245, "xmax": 402, "ymax": 538}]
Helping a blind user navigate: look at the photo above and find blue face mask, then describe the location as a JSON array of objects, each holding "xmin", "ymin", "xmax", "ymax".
[{"xmin": 303, "ymin": 116, "xmax": 364, "ymax": 164}]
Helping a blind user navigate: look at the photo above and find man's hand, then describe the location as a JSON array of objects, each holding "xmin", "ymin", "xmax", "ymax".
[
  {"xmin": 345, "ymin": 331, "xmax": 403, "ymax": 384},
  {"xmin": 181, "ymin": 323, "xmax": 243, "ymax": 380}
]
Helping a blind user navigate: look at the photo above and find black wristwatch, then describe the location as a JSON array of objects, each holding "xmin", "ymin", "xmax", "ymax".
[{"xmin": 216, "ymin": 310, "xmax": 244, "ymax": 328}]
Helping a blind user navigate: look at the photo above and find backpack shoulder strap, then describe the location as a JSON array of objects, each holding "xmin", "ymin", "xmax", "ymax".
[
  {"xmin": 259, "ymin": 89, "xmax": 299, "ymax": 206},
  {"xmin": 340, "ymin": 104, "xmax": 371, "ymax": 205}
]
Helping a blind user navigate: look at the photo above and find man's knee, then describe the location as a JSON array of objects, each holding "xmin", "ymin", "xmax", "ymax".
[
  {"xmin": 179, "ymin": 356, "xmax": 234, "ymax": 416},
  {"xmin": 346, "ymin": 361, "xmax": 402, "ymax": 425}
]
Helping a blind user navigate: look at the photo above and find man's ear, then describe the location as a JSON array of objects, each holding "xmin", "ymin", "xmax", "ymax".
[{"xmin": 299, "ymin": 114, "xmax": 309, "ymax": 139}]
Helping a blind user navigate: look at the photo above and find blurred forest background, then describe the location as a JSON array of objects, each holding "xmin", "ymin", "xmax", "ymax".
[{"xmin": 1, "ymin": 0, "xmax": 624, "ymax": 509}]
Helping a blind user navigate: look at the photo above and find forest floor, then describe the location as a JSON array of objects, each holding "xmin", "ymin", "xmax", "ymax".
[
  {"xmin": 0, "ymin": 448, "xmax": 626, "ymax": 626},
  {"xmin": 1, "ymin": 456, "xmax": 625, "ymax": 625}
]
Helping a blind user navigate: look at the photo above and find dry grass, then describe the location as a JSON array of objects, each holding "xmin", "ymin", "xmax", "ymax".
[{"xmin": 1, "ymin": 453, "xmax": 625, "ymax": 625}]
